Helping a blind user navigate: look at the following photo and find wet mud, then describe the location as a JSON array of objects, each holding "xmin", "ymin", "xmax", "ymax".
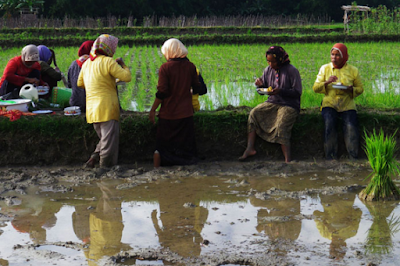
[{"xmin": 0, "ymin": 159, "xmax": 400, "ymax": 266}]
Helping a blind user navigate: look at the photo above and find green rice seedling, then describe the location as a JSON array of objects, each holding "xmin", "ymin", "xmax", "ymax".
[{"xmin": 359, "ymin": 129, "xmax": 400, "ymax": 201}]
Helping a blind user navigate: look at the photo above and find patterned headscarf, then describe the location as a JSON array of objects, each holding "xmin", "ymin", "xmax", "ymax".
[
  {"xmin": 161, "ymin": 38, "xmax": 188, "ymax": 61},
  {"xmin": 21, "ymin": 44, "xmax": 39, "ymax": 63},
  {"xmin": 77, "ymin": 40, "xmax": 94, "ymax": 68},
  {"xmin": 266, "ymin": 46, "xmax": 290, "ymax": 67},
  {"xmin": 37, "ymin": 45, "xmax": 52, "ymax": 63},
  {"xmin": 90, "ymin": 34, "xmax": 118, "ymax": 61},
  {"xmin": 331, "ymin": 43, "xmax": 348, "ymax": 69}
]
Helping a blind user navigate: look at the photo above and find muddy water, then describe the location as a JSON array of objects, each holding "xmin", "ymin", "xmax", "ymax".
[{"xmin": 0, "ymin": 163, "xmax": 400, "ymax": 266}]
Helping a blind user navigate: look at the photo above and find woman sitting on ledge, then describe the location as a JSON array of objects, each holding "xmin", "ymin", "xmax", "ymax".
[
  {"xmin": 0, "ymin": 44, "xmax": 46, "ymax": 99},
  {"xmin": 239, "ymin": 46, "xmax": 302, "ymax": 163}
]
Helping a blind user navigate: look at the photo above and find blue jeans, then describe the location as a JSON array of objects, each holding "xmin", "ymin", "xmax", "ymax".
[{"xmin": 321, "ymin": 107, "xmax": 359, "ymax": 160}]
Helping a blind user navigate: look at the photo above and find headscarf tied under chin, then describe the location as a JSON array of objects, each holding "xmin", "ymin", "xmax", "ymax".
[
  {"xmin": 266, "ymin": 46, "xmax": 290, "ymax": 67},
  {"xmin": 161, "ymin": 38, "xmax": 188, "ymax": 61},
  {"xmin": 21, "ymin": 45, "xmax": 39, "ymax": 66},
  {"xmin": 77, "ymin": 40, "xmax": 94, "ymax": 68},
  {"xmin": 90, "ymin": 34, "xmax": 118, "ymax": 61},
  {"xmin": 331, "ymin": 43, "xmax": 349, "ymax": 69},
  {"xmin": 37, "ymin": 45, "xmax": 52, "ymax": 63}
]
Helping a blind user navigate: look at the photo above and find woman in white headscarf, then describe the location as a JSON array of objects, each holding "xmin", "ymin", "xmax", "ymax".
[
  {"xmin": 149, "ymin": 38, "xmax": 202, "ymax": 167},
  {"xmin": 78, "ymin": 34, "xmax": 132, "ymax": 168},
  {"xmin": 0, "ymin": 44, "xmax": 46, "ymax": 98}
]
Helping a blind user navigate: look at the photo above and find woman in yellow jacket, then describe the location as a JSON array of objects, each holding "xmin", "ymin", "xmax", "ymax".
[
  {"xmin": 313, "ymin": 43, "xmax": 363, "ymax": 160},
  {"xmin": 78, "ymin": 34, "xmax": 132, "ymax": 168}
]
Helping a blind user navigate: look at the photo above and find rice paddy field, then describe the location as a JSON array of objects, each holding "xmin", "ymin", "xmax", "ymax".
[{"xmin": 1, "ymin": 42, "xmax": 398, "ymax": 111}]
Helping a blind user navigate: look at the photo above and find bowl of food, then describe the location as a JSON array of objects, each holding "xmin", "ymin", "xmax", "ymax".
[
  {"xmin": 257, "ymin": 87, "xmax": 273, "ymax": 95},
  {"xmin": 37, "ymin": 86, "xmax": 50, "ymax": 95},
  {"xmin": 0, "ymin": 99, "xmax": 32, "ymax": 112},
  {"xmin": 64, "ymin": 106, "xmax": 81, "ymax": 116}
]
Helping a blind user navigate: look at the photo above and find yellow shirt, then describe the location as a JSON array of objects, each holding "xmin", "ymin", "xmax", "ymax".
[
  {"xmin": 312, "ymin": 62, "xmax": 363, "ymax": 112},
  {"xmin": 77, "ymin": 56, "xmax": 131, "ymax": 123}
]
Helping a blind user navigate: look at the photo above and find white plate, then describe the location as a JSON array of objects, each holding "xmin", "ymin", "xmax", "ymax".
[
  {"xmin": 332, "ymin": 84, "xmax": 348, "ymax": 89},
  {"xmin": 32, "ymin": 110, "xmax": 53, "ymax": 114}
]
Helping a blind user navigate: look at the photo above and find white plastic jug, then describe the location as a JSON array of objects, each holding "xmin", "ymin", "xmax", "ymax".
[{"xmin": 19, "ymin": 84, "xmax": 38, "ymax": 102}]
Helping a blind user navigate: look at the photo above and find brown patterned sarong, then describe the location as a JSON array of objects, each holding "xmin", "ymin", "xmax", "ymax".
[{"xmin": 248, "ymin": 102, "xmax": 298, "ymax": 146}]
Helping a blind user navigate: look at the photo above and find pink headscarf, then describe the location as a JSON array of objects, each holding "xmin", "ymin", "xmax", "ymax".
[
  {"xmin": 90, "ymin": 34, "xmax": 118, "ymax": 61},
  {"xmin": 331, "ymin": 43, "xmax": 348, "ymax": 69}
]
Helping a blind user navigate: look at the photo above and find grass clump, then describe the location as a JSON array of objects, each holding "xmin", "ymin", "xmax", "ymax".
[{"xmin": 359, "ymin": 129, "xmax": 400, "ymax": 201}]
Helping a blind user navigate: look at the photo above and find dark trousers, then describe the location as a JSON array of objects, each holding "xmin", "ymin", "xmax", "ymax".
[{"xmin": 321, "ymin": 107, "xmax": 359, "ymax": 160}]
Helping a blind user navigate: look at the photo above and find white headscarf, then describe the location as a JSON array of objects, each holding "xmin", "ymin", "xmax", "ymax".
[
  {"xmin": 21, "ymin": 44, "xmax": 39, "ymax": 63},
  {"xmin": 161, "ymin": 38, "xmax": 188, "ymax": 60}
]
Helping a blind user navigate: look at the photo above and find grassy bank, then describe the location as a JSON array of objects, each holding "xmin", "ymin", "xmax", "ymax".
[{"xmin": 1, "ymin": 108, "xmax": 400, "ymax": 166}]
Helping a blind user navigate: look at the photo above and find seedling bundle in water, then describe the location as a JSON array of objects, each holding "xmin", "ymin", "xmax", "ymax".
[{"xmin": 359, "ymin": 129, "xmax": 400, "ymax": 201}]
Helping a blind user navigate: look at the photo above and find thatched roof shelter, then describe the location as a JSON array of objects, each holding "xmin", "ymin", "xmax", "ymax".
[{"xmin": 341, "ymin": 5, "xmax": 371, "ymax": 31}]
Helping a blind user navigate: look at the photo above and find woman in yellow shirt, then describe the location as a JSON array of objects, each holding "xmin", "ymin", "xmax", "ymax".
[
  {"xmin": 312, "ymin": 43, "xmax": 363, "ymax": 160},
  {"xmin": 78, "ymin": 34, "xmax": 132, "ymax": 168}
]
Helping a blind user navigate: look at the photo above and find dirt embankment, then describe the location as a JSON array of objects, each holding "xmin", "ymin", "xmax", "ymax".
[{"xmin": 1, "ymin": 107, "xmax": 400, "ymax": 166}]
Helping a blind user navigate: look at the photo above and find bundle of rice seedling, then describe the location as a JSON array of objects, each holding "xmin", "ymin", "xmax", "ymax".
[{"xmin": 359, "ymin": 129, "xmax": 400, "ymax": 201}]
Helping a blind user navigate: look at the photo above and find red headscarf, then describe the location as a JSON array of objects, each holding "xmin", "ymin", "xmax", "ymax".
[
  {"xmin": 78, "ymin": 40, "xmax": 94, "ymax": 57},
  {"xmin": 331, "ymin": 43, "xmax": 348, "ymax": 69},
  {"xmin": 76, "ymin": 40, "xmax": 94, "ymax": 68}
]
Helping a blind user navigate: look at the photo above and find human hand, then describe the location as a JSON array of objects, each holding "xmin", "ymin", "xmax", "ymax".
[
  {"xmin": 116, "ymin": 58, "xmax": 125, "ymax": 67},
  {"xmin": 326, "ymin": 75, "xmax": 338, "ymax": 84},
  {"xmin": 268, "ymin": 87, "xmax": 280, "ymax": 95},
  {"xmin": 149, "ymin": 110, "xmax": 156, "ymax": 124},
  {"xmin": 26, "ymin": 77, "xmax": 40, "ymax": 86},
  {"xmin": 345, "ymin": 85, "xmax": 354, "ymax": 94},
  {"xmin": 254, "ymin": 78, "xmax": 263, "ymax": 87}
]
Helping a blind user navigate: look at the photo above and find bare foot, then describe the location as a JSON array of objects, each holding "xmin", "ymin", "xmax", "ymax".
[{"xmin": 238, "ymin": 149, "xmax": 256, "ymax": 161}]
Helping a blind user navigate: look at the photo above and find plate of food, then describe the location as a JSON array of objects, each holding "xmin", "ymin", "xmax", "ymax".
[
  {"xmin": 37, "ymin": 86, "xmax": 50, "ymax": 95},
  {"xmin": 257, "ymin": 87, "xmax": 272, "ymax": 95},
  {"xmin": 332, "ymin": 83, "xmax": 348, "ymax": 89}
]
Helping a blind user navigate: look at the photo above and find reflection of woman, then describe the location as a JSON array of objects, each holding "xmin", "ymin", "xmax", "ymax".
[
  {"xmin": 0, "ymin": 45, "xmax": 45, "ymax": 99},
  {"xmin": 37, "ymin": 45, "xmax": 62, "ymax": 98},
  {"xmin": 149, "ymin": 38, "xmax": 202, "ymax": 167},
  {"xmin": 78, "ymin": 34, "xmax": 131, "ymax": 168},
  {"xmin": 251, "ymin": 197, "xmax": 301, "ymax": 241},
  {"xmin": 85, "ymin": 182, "xmax": 126, "ymax": 266},
  {"xmin": 239, "ymin": 46, "xmax": 302, "ymax": 163},
  {"xmin": 313, "ymin": 195, "xmax": 362, "ymax": 260},
  {"xmin": 68, "ymin": 40, "xmax": 94, "ymax": 111},
  {"xmin": 312, "ymin": 43, "xmax": 364, "ymax": 160}
]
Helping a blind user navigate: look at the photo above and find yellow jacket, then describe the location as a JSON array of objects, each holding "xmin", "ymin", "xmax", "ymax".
[
  {"xmin": 313, "ymin": 62, "xmax": 363, "ymax": 112},
  {"xmin": 77, "ymin": 56, "xmax": 131, "ymax": 123}
]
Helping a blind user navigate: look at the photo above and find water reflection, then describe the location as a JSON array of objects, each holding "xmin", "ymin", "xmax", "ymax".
[
  {"xmin": 1, "ymin": 173, "xmax": 400, "ymax": 265},
  {"xmin": 250, "ymin": 197, "xmax": 301, "ymax": 241},
  {"xmin": 313, "ymin": 194, "xmax": 362, "ymax": 260},
  {"xmin": 84, "ymin": 182, "xmax": 129, "ymax": 265},
  {"xmin": 364, "ymin": 201, "xmax": 399, "ymax": 255},
  {"xmin": 373, "ymin": 71, "xmax": 400, "ymax": 94}
]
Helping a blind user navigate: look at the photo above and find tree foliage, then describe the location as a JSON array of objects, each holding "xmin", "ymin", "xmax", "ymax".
[{"xmin": 1, "ymin": 0, "xmax": 400, "ymax": 21}]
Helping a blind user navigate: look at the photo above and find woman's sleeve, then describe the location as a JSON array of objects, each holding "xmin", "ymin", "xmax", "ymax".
[
  {"xmin": 279, "ymin": 67, "xmax": 302, "ymax": 98},
  {"xmin": 77, "ymin": 68, "xmax": 85, "ymax": 89},
  {"xmin": 41, "ymin": 62, "xmax": 62, "ymax": 81},
  {"xmin": 156, "ymin": 65, "xmax": 169, "ymax": 100},
  {"xmin": 312, "ymin": 65, "xmax": 327, "ymax": 94},
  {"xmin": 109, "ymin": 60, "xmax": 132, "ymax": 83},
  {"xmin": 2, "ymin": 58, "xmax": 26, "ymax": 86},
  {"xmin": 352, "ymin": 69, "xmax": 364, "ymax": 98}
]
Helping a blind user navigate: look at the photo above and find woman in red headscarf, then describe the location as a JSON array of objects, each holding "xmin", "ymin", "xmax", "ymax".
[
  {"xmin": 68, "ymin": 40, "xmax": 94, "ymax": 111},
  {"xmin": 312, "ymin": 43, "xmax": 364, "ymax": 160}
]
